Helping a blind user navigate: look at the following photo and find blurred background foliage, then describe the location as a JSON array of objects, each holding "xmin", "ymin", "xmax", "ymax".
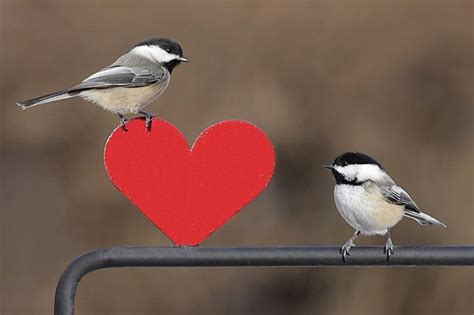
[{"xmin": 1, "ymin": 1, "xmax": 473, "ymax": 314}]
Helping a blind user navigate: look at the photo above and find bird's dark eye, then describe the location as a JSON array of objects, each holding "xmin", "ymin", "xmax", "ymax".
[{"xmin": 165, "ymin": 48, "xmax": 171, "ymax": 53}]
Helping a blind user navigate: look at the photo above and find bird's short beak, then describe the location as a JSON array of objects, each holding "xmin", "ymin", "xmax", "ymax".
[
  {"xmin": 323, "ymin": 164, "xmax": 334, "ymax": 170},
  {"xmin": 178, "ymin": 56, "xmax": 189, "ymax": 62}
]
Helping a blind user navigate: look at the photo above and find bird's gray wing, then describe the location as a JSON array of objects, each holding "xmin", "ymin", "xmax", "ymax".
[
  {"xmin": 380, "ymin": 185, "xmax": 420, "ymax": 213},
  {"xmin": 69, "ymin": 66, "xmax": 166, "ymax": 92}
]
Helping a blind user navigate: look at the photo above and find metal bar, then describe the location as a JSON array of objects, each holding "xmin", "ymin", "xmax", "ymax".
[{"xmin": 54, "ymin": 246, "xmax": 474, "ymax": 315}]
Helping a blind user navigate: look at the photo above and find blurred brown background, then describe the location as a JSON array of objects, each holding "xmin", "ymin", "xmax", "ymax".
[{"xmin": 1, "ymin": 1, "xmax": 473, "ymax": 314}]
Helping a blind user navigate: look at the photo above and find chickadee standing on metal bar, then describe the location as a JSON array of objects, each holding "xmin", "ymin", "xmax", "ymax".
[
  {"xmin": 324, "ymin": 152, "xmax": 446, "ymax": 261},
  {"xmin": 17, "ymin": 38, "xmax": 188, "ymax": 129}
]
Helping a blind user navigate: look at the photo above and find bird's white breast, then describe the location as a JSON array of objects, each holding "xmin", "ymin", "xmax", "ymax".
[
  {"xmin": 334, "ymin": 182, "xmax": 404, "ymax": 235},
  {"xmin": 80, "ymin": 79, "xmax": 169, "ymax": 114}
]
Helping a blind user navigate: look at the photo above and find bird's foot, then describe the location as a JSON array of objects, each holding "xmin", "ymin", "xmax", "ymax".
[
  {"xmin": 138, "ymin": 111, "xmax": 156, "ymax": 131},
  {"xmin": 384, "ymin": 237, "xmax": 394, "ymax": 261},
  {"xmin": 340, "ymin": 240, "xmax": 355, "ymax": 263},
  {"xmin": 145, "ymin": 115, "xmax": 154, "ymax": 130},
  {"xmin": 118, "ymin": 114, "xmax": 128, "ymax": 131}
]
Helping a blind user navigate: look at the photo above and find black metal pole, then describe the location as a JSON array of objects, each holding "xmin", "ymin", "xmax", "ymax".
[{"xmin": 54, "ymin": 246, "xmax": 474, "ymax": 315}]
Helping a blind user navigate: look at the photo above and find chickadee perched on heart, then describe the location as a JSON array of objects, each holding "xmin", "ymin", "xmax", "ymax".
[
  {"xmin": 324, "ymin": 152, "xmax": 446, "ymax": 261},
  {"xmin": 17, "ymin": 38, "xmax": 188, "ymax": 129}
]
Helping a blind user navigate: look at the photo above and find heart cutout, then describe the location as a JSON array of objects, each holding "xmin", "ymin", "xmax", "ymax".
[{"xmin": 104, "ymin": 118, "xmax": 275, "ymax": 245}]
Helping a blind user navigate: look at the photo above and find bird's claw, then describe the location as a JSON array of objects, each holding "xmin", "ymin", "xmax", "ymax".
[
  {"xmin": 340, "ymin": 241, "xmax": 354, "ymax": 263},
  {"xmin": 118, "ymin": 114, "xmax": 128, "ymax": 131},
  {"xmin": 139, "ymin": 111, "xmax": 156, "ymax": 131},
  {"xmin": 384, "ymin": 238, "xmax": 394, "ymax": 261},
  {"xmin": 145, "ymin": 115, "xmax": 154, "ymax": 130}
]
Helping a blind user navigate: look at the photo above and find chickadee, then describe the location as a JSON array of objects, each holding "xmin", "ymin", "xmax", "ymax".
[
  {"xmin": 17, "ymin": 38, "xmax": 188, "ymax": 129},
  {"xmin": 324, "ymin": 152, "xmax": 446, "ymax": 261}
]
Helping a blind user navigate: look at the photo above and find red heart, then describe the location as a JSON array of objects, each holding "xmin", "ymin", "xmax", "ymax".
[{"xmin": 104, "ymin": 118, "xmax": 275, "ymax": 245}]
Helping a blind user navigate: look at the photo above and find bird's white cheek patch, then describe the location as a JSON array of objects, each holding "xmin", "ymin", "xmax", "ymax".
[
  {"xmin": 132, "ymin": 46, "xmax": 178, "ymax": 63},
  {"xmin": 334, "ymin": 164, "xmax": 385, "ymax": 182}
]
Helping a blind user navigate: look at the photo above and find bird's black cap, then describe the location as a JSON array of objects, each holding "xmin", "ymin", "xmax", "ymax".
[{"xmin": 332, "ymin": 152, "xmax": 384, "ymax": 169}]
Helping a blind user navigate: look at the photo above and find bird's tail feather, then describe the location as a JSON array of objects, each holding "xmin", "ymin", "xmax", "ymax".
[
  {"xmin": 17, "ymin": 90, "xmax": 77, "ymax": 109},
  {"xmin": 404, "ymin": 211, "xmax": 447, "ymax": 228}
]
